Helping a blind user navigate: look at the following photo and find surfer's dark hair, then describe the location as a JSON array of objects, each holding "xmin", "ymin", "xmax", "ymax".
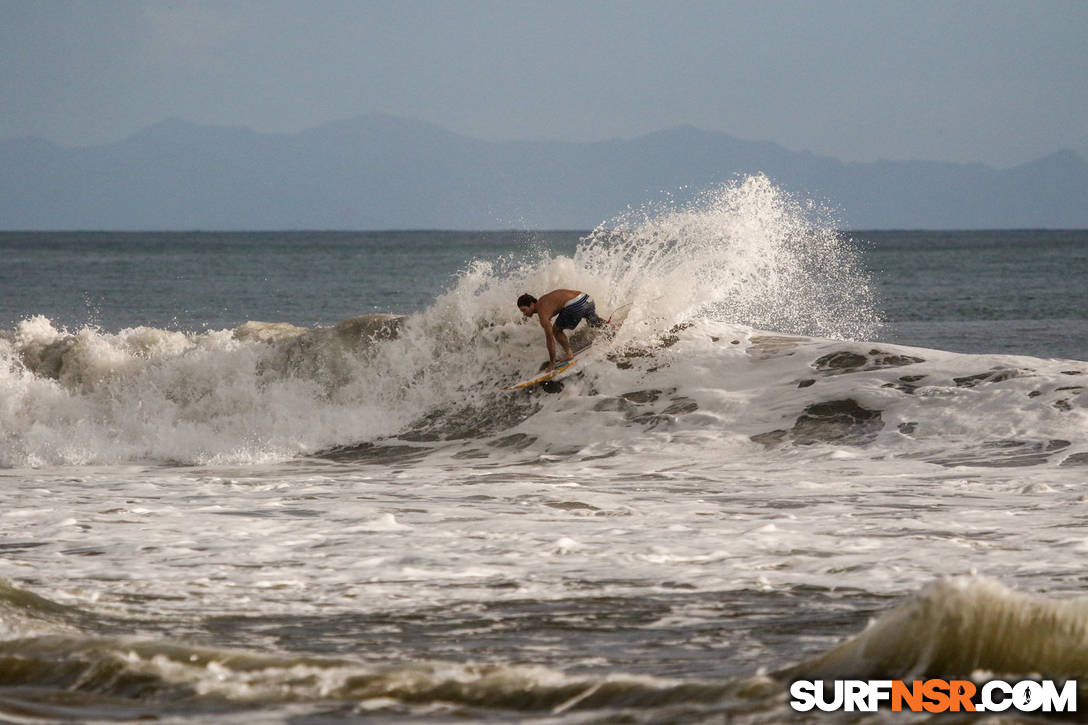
[{"xmin": 517, "ymin": 294, "xmax": 536, "ymax": 308}]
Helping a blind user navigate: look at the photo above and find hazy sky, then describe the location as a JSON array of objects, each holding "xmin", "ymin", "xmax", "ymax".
[{"xmin": 3, "ymin": 0, "xmax": 1085, "ymax": 168}]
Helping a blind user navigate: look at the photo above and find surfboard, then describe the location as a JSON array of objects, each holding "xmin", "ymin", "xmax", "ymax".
[
  {"xmin": 502, "ymin": 303, "xmax": 631, "ymax": 390},
  {"xmin": 502, "ymin": 345, "xmax": 594, "ymax": 390}
]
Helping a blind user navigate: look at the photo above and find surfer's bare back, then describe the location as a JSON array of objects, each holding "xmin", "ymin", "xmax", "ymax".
[{"xmin": 517, "ymin": 290, "xmax": 604, "ymax": 371}]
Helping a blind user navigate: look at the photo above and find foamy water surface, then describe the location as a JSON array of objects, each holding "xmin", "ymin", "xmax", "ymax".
[{"xmin": 1, "ymin": 178, "xmax": 1086, "ymax": 722}]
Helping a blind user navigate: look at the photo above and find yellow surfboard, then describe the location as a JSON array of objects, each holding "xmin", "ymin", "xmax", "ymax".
[{"xmin": 502, "ymin": 346, "xmax": 594, "ymax": 390}]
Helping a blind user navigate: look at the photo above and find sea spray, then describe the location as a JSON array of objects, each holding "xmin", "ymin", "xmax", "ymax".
[{"xmin": 577, "ymin": 174, "xmax": 881, "ymax": 340}]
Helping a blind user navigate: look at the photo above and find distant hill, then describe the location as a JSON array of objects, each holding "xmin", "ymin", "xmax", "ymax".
[{"xmin": 2, "ymin": 114, "xmax": 1086, "ymax": 229}]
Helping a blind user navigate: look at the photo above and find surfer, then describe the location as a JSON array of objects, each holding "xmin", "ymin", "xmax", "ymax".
[{"xmin": 517, "ymin": 290, "xmax": 604, "ymax": 371}]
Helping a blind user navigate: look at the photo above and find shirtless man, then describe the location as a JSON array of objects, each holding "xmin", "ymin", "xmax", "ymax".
[{"xmin": 517, "ymin": 290, "xmax": 604, "ymax": 371}]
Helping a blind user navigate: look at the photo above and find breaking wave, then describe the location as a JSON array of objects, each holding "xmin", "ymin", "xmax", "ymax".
[
  {"xmin": 782, "ymin": 576, "xmax": 1088, "ymax": 682},
  {"xmin": 2, "ymin": 175, "xmax": 1082, "ymax": 467}
]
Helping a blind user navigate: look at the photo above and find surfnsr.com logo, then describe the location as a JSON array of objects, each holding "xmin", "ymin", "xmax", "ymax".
[{"xmin": 790, "ymin": 679, "xmax": 1077, "ymax": 713}]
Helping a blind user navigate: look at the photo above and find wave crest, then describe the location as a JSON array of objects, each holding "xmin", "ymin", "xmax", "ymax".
[{"xmin": 781, "ymin": 576, "xmax": 1088, "ymax": 680}]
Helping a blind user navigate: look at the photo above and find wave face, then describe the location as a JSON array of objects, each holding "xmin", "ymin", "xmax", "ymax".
[{"xmin": 782, "ymin": 577, "xmax": 1088, "ymax": 682}]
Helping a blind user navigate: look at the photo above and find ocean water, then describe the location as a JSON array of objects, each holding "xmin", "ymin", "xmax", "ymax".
[{"xmin": 0, "ymin": 176, "xmax": 1086, "ymax": 723}]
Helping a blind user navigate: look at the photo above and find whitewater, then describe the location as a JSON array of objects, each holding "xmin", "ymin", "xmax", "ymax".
[{"xmin": 0, "ymin": 176, "xmax": 1086, "ymax": 723}]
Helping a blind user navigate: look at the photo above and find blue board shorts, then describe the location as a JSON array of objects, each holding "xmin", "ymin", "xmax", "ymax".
[{"xmin": 554, "ymin": 293, "xmax": 604, "ymax": 331}]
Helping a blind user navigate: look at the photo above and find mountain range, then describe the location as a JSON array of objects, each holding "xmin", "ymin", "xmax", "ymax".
[{"xmin": 2, "ymin": 113, "xmax": 1085, "ymax": 230}]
